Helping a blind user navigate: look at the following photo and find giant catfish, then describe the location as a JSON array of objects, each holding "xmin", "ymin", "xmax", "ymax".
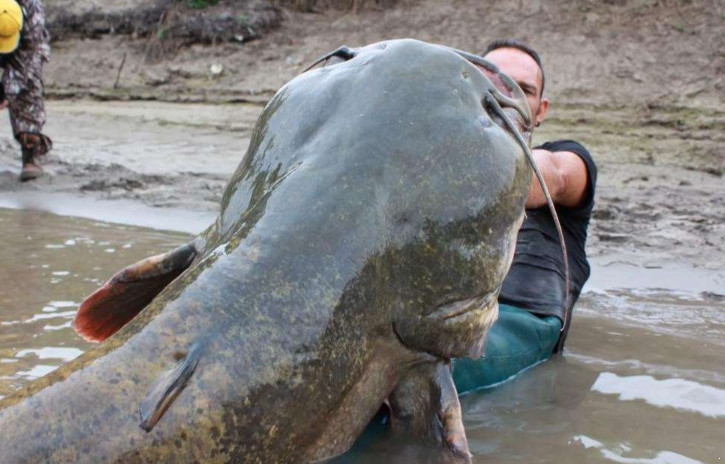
[{"xmin": 0, "ymin": 39, "xmax": 551, "ymax": 463}]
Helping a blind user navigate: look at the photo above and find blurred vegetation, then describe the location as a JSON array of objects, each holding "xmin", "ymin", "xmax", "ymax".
[
  {"xmin": 185, "ymin": 0, "xmax": 221, "ymax": 9},
  {"xmin": 276, "ymin": 0, "xmax": 398, "ymax": 13}
]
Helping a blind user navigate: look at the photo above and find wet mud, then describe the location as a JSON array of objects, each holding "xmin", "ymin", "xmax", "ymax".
[
  {"xmin": 1, "ymin": 99, "xmax": 722, "ymax": 269},
  {"xmin": 0, "ymin": 101, "xmax": 260, "ymax": 212}
]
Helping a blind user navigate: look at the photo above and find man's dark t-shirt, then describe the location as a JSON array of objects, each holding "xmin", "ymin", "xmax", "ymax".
[{"xmin": 498, "ymin": 140, "xmax": 597, "ymax": 322}]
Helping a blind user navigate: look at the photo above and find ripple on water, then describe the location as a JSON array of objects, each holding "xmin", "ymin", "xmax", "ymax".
[
  {"xmin": 591, "ymin": 372, "xmax": 725, "ymax": 419},
  {"xmin": 572, "ymin": 435, "xmax": 705, "ymax": 464},
  {"xmin": 16, "ymin": 347, "xmax": 85, "ymax": 363},
  {"xmin": 577, "ymin": 287, "xmax": 725, "ymax": 344},
  {"xmin": 0, "ymin": 207, "xmax": 191, "ymax": 398},
  {"xmin": 13, "ymin": 365, "xmax": 58, "ymax": 380},
  {"xmin": 457, "ymin": 274, "xmax": 724, "ymax": 464}
]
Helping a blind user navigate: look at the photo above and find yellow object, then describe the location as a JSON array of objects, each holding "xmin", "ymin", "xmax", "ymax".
[{"xmin": 0, "ymin": 0, "xmax": 22, "ymax": 54}]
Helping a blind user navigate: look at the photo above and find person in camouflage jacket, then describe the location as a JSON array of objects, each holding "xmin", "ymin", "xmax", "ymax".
[{"xmin": 0, "ymin": 0, "xmax": 52, "ymax": 181}]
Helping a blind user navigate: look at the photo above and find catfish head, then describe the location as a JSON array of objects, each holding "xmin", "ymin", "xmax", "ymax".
[
  {"xmin": 308, "ymin": 40, "xmax": 533, "ymax": 362},
  {"xmin": 299, "ymin": 40, "xmax": 533, "ymax": 460}
]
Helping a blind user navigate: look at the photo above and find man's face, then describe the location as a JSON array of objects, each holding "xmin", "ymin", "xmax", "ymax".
[{"xmin": 484, "ymin": 47, "xmax": 549, "ymax": 129}]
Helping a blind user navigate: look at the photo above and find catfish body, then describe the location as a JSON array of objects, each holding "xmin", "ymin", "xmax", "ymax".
[{"xmin": 0, "ymin": 39, "xmax": 531, "ymax": 463}]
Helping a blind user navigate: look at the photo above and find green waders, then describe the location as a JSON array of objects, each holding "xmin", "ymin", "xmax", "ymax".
[{"xmin": 452, "ymin": 304, "xmax": 562, "ymax": 394}]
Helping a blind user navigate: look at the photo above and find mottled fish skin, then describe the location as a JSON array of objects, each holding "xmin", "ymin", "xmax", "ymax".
[{"xmin": 0, "ymin": 39, "xmax": 531, "ymax": 463}]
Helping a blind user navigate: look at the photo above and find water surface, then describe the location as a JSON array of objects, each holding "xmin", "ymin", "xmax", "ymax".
[
  {"xmin": 458, "ymin": 285, "xmax": 724, "ymax": 464},
  {"xmin": 1, "ymin": 208, "xmax": 722, "ymax": 463},
  {"xmin": 0, "ymin": 207, "xmax": 191, "ymax": 399},
  {"xmin": 336, "ymin": 273, "xmax": 725, "ymax": 463}
]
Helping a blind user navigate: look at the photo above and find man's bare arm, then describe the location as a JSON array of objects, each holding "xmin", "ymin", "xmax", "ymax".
[{"xmin": 526, "ymin": 149, "xmax": 589, "ymax": 209}]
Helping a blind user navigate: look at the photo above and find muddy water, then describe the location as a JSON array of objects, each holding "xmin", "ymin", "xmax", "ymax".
[
  {"xmin": 340, "ymin": 287, "xmax": 725, "ymax": 460},
  {"xmin": 1, "ymin": 208, "xmax": 723, "ymax": 463},
  {"xmin": 458, "ymin": 285, "xmax": 725, "ymax": 464},
  {"xmin": 0, "ymin": 208, "xmax": 191, "ymax": 399},
  {"xmin": 338, "ymin": 286, "xmax": 725, "ymax": 463}
]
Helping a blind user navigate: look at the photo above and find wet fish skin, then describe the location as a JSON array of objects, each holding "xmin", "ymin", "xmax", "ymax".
[{"xmin": 0, "ymin": 39, "xmax": 530, "ymax": 463}]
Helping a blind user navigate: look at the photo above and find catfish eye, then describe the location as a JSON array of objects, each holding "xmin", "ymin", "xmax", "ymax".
[
  {"xmin": 482, "ymin": 97, "xmax": 505, "ymax": 128},
  {"xmin": 323, "ymin": 55, "xmax": 348, "ymax": 67}
]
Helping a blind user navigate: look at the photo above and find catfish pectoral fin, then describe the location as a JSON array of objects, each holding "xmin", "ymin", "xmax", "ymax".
[
  {"xmin": 139, "ymin": 343, "xmax": 202, "ymax": 432},
  {"xmin": 436, "ymin": 364, "xmax": 471, "ymax": 460},
  {"xmin": 74, "ymin": 243, "xmax": 197, "ymax": 342},
  {"xmin": 388, "ymin": 362, "xmax": 472, "ymax": 463}
]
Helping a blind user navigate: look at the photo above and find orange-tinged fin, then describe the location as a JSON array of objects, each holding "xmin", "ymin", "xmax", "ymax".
[
  {"xmin": 74, "ymin": 243, "xmax": 197, "ymax": 343},
  {"xmin": 139, "ymin": 343, "xmax": 202, "ymax": 432}
]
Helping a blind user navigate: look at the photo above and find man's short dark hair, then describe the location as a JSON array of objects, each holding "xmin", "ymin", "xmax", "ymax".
[{"xmin": 483, "ymin": 39, "xmax": 546, "ymax": 97}]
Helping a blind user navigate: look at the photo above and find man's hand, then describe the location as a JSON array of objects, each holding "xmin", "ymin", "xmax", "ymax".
[
  {"xmin": 0, "ymin": 100, "xmax": 8, "ymax": 110},
  {"xmin": 527, "ymin": 149, "xmax": 589, "ymax": 209}
]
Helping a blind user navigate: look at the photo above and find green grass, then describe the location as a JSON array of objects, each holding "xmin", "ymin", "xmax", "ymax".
[{"xmin": 186, "ymin": 0, "xmax": 220, "ymax": 9}]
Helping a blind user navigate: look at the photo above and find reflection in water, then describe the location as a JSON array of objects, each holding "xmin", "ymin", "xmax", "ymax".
[
  {"xmin": 566, "ymin": 353, "xmax": 725, "ymax": 387},
  {"xmin": 576, "ymin": 287, "xmax": 725, "ymax": 344},
  {"xmin": 592, "ymin": 372, "xmax": 725, "ymax": 419},
  {"xmin": 13, "ymin": 364, "xmax": 58, "ymax": 381},
  {"xmin": 0, "ymin": 208, "xmax": 723, "ymax": 463},
  {"xmin": 573, "ymin": 435, "xmax": 704, "ymax": 464},
  {"xmin": 15, "ymin": 347, "xmax": 84, "ymax": 363},
  {"xmin": 0, "ymin": 208, "xmax": 190, "ymax": 399}
]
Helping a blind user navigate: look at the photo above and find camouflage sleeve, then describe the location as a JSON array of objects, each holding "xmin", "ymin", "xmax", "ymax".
[
  {"xmin": 2, "ymin": 0, "xmax": 50, "ymax": 95},
  {"xmin": 18, "ymin": 0, "xmax": 51, "ymax": 62},
  {"xmin": 1, "ymin": 0, "xmax": 50, "ymax": 138}
]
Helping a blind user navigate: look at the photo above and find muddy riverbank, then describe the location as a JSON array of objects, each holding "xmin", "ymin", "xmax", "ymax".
[
  {"xmin": 4, "ymin": 0, "xmax": 721, "ymax": 270},
  {"xmin": 42, "ymin": 0, "xmax": 724, "ymax": 108},
  {"xmin": 1, "ymin": 98, "xmax": 723, "ymax": 271}
]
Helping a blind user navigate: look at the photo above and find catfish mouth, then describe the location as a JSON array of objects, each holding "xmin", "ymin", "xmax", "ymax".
[
  {"xmin": 396, "ymin": 288, "xmax": 500, "ymax": 359},
  {"xmin": 427, "ymin": 289, "xmax": 499, "ymax": 323},
  {"xmin": 393, "ymin": 287, "xmax": 502, "ymax": 359}
]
